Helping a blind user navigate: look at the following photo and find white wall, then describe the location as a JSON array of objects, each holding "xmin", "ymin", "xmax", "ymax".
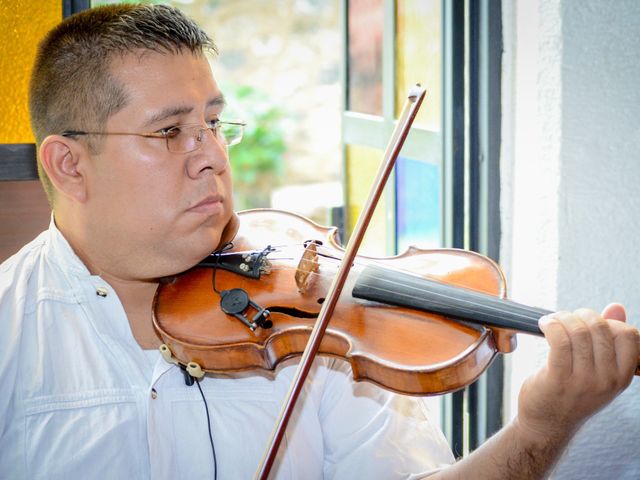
[{"xmin": 501, "ymin": 0, "xmax": 640, "ymax": 477}]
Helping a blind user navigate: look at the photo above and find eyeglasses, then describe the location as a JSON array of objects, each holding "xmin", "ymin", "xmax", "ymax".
[{"xmin": 61, "ymin": 120, "xmax": 246, "ymax": 153}]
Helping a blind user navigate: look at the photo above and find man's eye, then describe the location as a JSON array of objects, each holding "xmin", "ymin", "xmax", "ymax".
[
  {"xmin": 160, "ymin": 126, "xmax": 181, "ymax": 138},
  {"xmin": 206, "ymin": 119, "xmax": 220, "ymax": 129}
]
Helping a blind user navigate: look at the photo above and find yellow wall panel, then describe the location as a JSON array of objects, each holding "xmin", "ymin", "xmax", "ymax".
[{"xmin": 0, "ymin": 0, "xmax": 61, "ymax": 143}]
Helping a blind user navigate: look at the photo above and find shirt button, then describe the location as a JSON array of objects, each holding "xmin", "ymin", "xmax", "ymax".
[
  {"xmin": 151, "ymin": 388, "xmax": 158, "ymax": 399},
  {"xmin": 96, "ymin": 287, "xmax": 108, "ymax": 297}
]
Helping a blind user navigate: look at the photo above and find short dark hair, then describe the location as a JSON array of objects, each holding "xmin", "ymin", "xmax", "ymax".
[{"xmin": 29, "ymin": 3, "xmax": 217, "ymax": 204}]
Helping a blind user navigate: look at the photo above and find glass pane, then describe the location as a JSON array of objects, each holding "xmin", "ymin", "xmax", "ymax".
[
  {"xmin": 396, "ymin": 0, "xmax": 442, "ymax": 130},
  {"xmin": 347, "ymin": 0, "xmax": 384, "ymax": 115},
  {"xmin": 396, "ymin": 155, "xmax": 441, "ymax": 251},
  {"xmin": 345, "ymin": 144, "xmax": 390, "ymax": 256}
]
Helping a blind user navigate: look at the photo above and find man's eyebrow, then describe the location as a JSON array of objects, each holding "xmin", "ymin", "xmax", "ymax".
[
  {"xmin": 207, "ymin": 95, "xmax": 226, "ymax": 109},
  {"xmin": 143, "ymin": 95, "xmax": 226, "ymax": 128},
  {"xmin": 143, "ymin": 105, "xmax": 193, "ymax": 128}
]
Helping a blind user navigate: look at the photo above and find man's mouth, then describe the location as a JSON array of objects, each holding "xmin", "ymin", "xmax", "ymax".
[{"xmin": 188, "ymin": 194, "xmax": 224, "ymax": 215}]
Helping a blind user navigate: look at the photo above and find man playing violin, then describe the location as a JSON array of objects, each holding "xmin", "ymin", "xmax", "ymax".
[{"xmin": 0, "ymin": 4, "xmax": 638, "ymax": 479}]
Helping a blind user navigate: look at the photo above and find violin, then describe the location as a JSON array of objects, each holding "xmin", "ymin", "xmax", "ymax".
[{"xmin": 153, "ymin": 207, "xmax": 549, "ymax": 395}]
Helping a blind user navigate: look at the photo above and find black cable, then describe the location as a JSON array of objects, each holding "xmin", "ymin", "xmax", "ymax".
[
  {"xmin": 201, "ymin": 242, "xmax": 231, "ymax": 478},
  {"xmin": 211, "ymin": 242, "xmax": 233, "ymax": 294},
  {"xmin": 195, "ymin": 378, "xmax": 218, "ymax": 480}
]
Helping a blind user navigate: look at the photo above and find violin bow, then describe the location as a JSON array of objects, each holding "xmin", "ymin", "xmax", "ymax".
[{"xmin": 255, "ymin": 84, "xmax": 427, "ymax": 480}]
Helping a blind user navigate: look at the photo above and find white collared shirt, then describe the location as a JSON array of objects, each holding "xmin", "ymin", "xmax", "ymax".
[{"xmin": 0, "ymin": 220, "xmax": 454, "ymax": 479}]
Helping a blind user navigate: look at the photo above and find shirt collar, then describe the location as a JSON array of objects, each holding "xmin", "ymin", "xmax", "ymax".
[{"xmin": 45, "ymin": 214, "xmax": 94, "ymax": 279}]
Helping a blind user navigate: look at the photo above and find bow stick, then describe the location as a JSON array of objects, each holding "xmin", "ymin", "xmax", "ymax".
[{"xmin": 255, "ymin": 84, "xmax": 427, "ymax": 479}]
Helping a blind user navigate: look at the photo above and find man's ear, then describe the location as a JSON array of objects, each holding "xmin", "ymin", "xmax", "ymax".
[{"xmin": 39, "ymin": 135, "xmax": 89, "ymax": 203}]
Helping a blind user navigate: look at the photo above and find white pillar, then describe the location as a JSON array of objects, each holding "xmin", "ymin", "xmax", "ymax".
[{"xmin": 501, "ymin": 0, "xmax": 640, "ymax": 477}]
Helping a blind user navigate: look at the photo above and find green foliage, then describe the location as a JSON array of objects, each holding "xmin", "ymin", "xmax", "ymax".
[{"xmin": 223, "ymin": 85, "xmax": 286, "ymax": 210}]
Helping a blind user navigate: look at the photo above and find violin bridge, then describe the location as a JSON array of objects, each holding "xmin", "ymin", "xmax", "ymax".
[{"xmin": 296, "ymin": 240, "xmax": 320, "ymax": 293}]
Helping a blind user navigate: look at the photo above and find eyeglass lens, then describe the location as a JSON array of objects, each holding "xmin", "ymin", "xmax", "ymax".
[{"xmin": 166, "ymin": 124, "xmax": 243, "ymax": 153}]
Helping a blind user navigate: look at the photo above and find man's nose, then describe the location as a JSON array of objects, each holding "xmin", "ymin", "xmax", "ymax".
[{"xmin": 187, "ymin": 129, "xmax": 228, "ymax": 178}]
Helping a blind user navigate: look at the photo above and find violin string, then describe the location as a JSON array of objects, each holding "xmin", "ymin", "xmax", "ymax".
[
  {"xmin": 263, "ymin": 262, "xmax": 546, "ymax": 328},
  {"xmin": 227, "ymin": 245, "xmax": 548, "ymax": 329},
  {"xmin": 306, "ymin": 264, "xmax": 544, "ymax": 328},
  {"xmin": 290, "ymin": 247, "xmax": 548, "ymax": 317},
  {"xmin": 360, "ymin": 271, "xmax": 545, "ymax": 329}
]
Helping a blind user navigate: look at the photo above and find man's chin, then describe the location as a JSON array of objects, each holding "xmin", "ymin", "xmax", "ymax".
[
  {"xmin": 147, "ymin": 244, "xmax": 215, "ymax": 281},
  {"xmin": 218, "ymin": 211, "xmax": 240, "ymax": 247},
  {"xmin": 151, "ymin": 215, "xmax": 236, "ymax": 278}
]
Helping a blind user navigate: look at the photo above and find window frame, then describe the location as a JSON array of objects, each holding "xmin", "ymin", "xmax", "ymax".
[
  {"xmin": 342, "ymin": 0, "xmax": 503, "ymax": 455},
  {"xmin": 341, "ymin": 0, "xmax": 443, "ymax": 255},
  {"xmin": 441, "ymin": 0, "xmax": 504, "ymax": 455}
]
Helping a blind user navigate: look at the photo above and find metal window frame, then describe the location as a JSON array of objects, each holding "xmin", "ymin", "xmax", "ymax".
[
  {"xmin": 441, "ymin": 0, "xmax": 466, "ymax": 456},
  {"xmin": 0, "ymin": 144, "xmax": 38, "ymax": 181},
  {"xmin": 63, "ymin": 0, "xmax": 89, "ymax": 18},
  {"xmin": 442, "ymin": 0, "xmax": 503, "ymax": 455}
]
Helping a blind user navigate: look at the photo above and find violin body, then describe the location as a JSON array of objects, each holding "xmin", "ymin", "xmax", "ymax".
[{"xmin": 153, "ymin": 208, "xmax": 521, "ymax": 395}]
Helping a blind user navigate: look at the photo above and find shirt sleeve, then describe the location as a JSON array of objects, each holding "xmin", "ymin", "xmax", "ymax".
[
  {"xmin": 317, "ymin": 358, "xmax": 454, "ymax": 479},
  {"xmin": 0, "ymin": 251, "xmax": 31, "ymax": 462}
]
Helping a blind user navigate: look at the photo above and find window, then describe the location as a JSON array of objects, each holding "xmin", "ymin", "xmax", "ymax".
[
  {"xmin": 344, "ymin": 0, "xmax": 503, "ymax": 455},
  {"xmin": 344, "ymin": 0, "xmax": 442, "ymax": 256}
]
